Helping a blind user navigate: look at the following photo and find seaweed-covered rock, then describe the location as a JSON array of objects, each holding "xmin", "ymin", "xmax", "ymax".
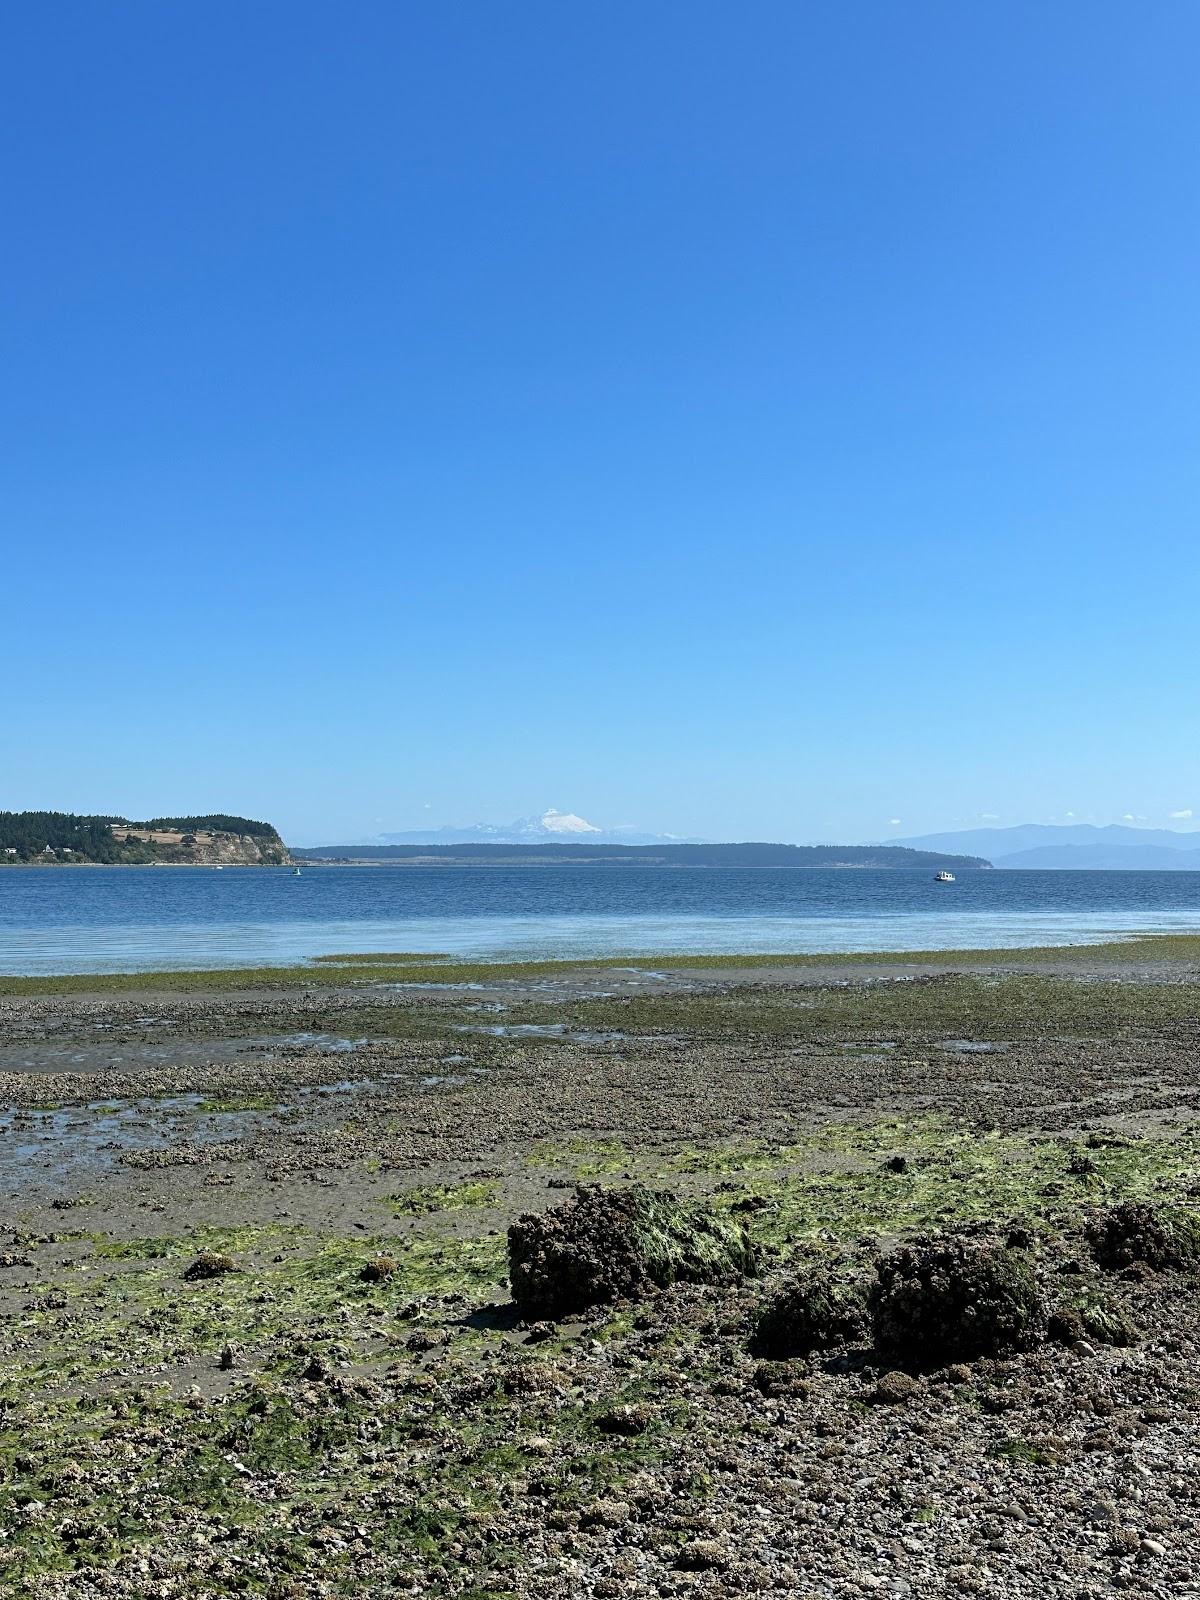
[
  {"xmin": 360, "ymin": 1255, "xmax": 400, "ymax": 1283},
  {"xmin": 182, "ymin": 1249, "xmax": 237, "ymax": 1281},
  {"xmin": 507, "ymin": 1184, "xmax": 757, "ymax": 1318},
  {"xmin": 1086, "ymin": 1202, "xmax": 1200, "ymax": 1272},
  {"xmin": 870, "ymin": 1234, "xmax": 1044, "ymax": 1364},
  {"xmin": 752, "ymin": 1269, "xmax": 870, "ymax": 1358}
]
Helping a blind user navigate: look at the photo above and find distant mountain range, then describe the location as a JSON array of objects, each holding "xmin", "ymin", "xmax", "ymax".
[
  {"xmin": 371, "ymin": 809, "xmax": 696, "ymax": 847},
  {"xmin": 996, "ymin": 844, "xmax": 1200, "ymax": 871},
  {"xmin": 310, "ymin": 813, "xmax": 1200, "ymax": 871},
  {"xmin": 896, "ymin": 823, "xmax": 1200, "ymax": 870}
]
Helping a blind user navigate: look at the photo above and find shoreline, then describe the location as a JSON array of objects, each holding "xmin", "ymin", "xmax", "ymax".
[
  {"xmin": 1, "ymin": 929, "xmax": 1200, "ymax": 993},
  {"xmin": 0, "ymin": 860, "xmax": 290, "ymax": 869}
]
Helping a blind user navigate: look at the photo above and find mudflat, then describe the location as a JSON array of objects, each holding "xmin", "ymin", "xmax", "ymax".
[{"xmin": 3, "ymin": 942, "xmax": 1200, "ymax": 1598}]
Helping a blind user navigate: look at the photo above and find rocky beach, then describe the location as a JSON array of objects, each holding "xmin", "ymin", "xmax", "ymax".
[{"xmin": 2, "ymin": 943, "xmax": 1200, "ymax": 1598}]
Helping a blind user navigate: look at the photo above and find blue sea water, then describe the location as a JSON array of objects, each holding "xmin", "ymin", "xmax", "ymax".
[{"xmin": 4, "ymin": 865, "xmax": 1200, "ymax": 974}]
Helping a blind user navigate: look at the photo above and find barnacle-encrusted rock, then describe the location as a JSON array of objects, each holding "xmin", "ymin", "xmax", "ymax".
[
  {"xmin": 675, "ymin": 1539, "xmax": 732, "ymax": 1571},
  {"xmin": 507, "ymin": 1184, "xmax": 757, "ymax": 1318},
  {"xmin": 871, "ymin": 1369, "xmax": 920, "ymax": 1404},
  {"xmin": 596, "ymin": 1402, "xmax": 655, "ymax": 1435},
  {"xmin": 752, "ymin": 1268, "xmax": 870, "ymax": 1358},
  {"xmin": 870, "ymin": 1233, "xmax": 1044, "ymax": 1364},
  {"xmin": 1086, "ymin": 1202, "xmax": 1200, "ymax": 1272}
]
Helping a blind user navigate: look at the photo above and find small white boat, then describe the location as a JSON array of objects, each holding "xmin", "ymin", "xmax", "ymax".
[
  {"xmin": 294, "ymin": 867, "xmax": 301, "ymax": 876},
  {"xmin": 934, "ymin": 869, "xmax": 955, "ymax": 883}
]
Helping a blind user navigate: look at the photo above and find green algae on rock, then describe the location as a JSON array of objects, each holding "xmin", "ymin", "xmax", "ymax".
[
  {"xmin": 508, "ymin": 1184, "xmax": 758, "ymax": 1318},
  {"xmin": 388, "ymin": 1178, "xmax": 498, "ymax": 1215},
  {"xmin": 1048, "ymin": 1291, "xmax": 1140, "ymax": 1347}
]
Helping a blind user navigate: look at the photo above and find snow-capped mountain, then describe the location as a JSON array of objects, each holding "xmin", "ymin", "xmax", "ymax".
[
  {"xmin": 522, "ymin": 809, "xmax": 601, "ymax": 836},
  {"xmin": 376, "ymin": 808, "xmax": 694, "ymax": 846}
]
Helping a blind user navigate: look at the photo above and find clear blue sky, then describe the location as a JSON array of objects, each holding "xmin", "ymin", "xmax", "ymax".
[{"xmin": 4, "ymin": 2, "xmax": 1198, "ymax": 844}]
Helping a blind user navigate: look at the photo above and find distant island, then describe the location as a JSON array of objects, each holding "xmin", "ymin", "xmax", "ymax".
[
  {"xmin": 0, "ymin": 811, "xmax": 290, "ymax": 866},
  {"xmin": 295, "ymin": 841, "xmax": 991, "ymax": 870}
]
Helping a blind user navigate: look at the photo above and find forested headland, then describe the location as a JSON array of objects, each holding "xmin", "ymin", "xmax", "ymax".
[{"xmin": 0, "ymin": 812, "xmax": 289, "ymax": 865}]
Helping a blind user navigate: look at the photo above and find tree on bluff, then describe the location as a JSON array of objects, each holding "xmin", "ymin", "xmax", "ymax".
[{"xmin": 140, "ymin": 815, "xmax": 280, "ymax": 838}]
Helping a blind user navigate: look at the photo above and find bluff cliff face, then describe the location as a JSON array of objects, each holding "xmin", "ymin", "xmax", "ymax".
[{"xmin": 109, "ymin": 826, "xmax": 291, "ymax": 865}]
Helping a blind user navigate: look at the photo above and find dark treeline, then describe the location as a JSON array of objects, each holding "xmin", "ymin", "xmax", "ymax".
[
  {"xmin": 142, "ymin": 815, "xmax": 279, "ymax": 838},
  {"xmin": 0, "ymin": 812, "xmax": 128, "ymax": 861},
  {"xmin": 296, "ymin": 842, "xmax": 992, "ymax": 870}
]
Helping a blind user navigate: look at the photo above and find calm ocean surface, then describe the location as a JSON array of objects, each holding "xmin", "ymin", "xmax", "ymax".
[{"xmin": 4, "ymin": 866, "xmax": 1200, "ymax": 974}]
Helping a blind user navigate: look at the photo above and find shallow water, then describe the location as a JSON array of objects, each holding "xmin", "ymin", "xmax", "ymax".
[
  {"xmin": 0, "ymin": 1055, "xmax": 493, "ymax": 1189},
  {"xmin": 0, "ymin": 1095, "xmax": 267, "ymax": 1187},
  {"xmin": 6, "ymin": 865, "xmax": 1200, "ymax": 973}
]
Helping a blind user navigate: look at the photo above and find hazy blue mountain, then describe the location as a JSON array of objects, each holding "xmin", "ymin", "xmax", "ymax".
[
  {"xmin": 896, "ymin": 823, "xmax": 1200, "ymax": 862},
  {"xmin": 995, "ymin": 844, "xmax": 1200, "ymax": 871}
]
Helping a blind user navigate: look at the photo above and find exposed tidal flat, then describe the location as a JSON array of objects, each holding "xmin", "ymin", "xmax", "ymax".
[{"xmin": 3, "ymin": 941, "xmax": 1200, "ymax": 1595}]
